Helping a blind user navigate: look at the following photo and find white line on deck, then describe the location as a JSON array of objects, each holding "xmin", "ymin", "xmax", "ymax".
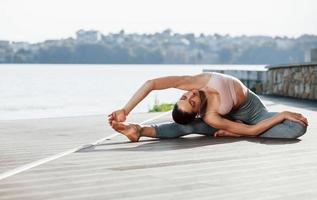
[{"xmin": 0, "ymin": 111, "xmax": 171, "ymax": 181}]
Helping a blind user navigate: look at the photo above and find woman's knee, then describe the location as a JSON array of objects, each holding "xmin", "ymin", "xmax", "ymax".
[{"xmin": 287, "ymin": 120, "xmax": 307, "ymax": 138}]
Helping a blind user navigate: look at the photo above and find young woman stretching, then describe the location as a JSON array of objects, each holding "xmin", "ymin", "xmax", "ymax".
[{"xmin": 107, "ymin": 72, "xmax": 308, "ymax": 142}]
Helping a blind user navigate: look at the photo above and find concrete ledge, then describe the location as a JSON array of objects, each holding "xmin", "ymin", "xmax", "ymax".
[{"xmin": 266, "ymin": 62, "xmax": 317, "ymax": 69}]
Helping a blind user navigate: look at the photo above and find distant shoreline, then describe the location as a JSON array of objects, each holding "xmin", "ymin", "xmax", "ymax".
[{"xmin": 1, "ymin": 30, "xmax": 316, "ymax": 65}]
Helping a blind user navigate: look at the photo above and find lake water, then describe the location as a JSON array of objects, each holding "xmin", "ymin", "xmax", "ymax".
[{"xmin": 0, "ymin": 64, "xmax": 265, "ymax": 120}]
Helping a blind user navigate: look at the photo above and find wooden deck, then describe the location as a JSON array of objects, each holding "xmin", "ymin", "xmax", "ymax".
[{"xmin": 0, "ymin": 95, "xmax": 317, "ymax": 200}]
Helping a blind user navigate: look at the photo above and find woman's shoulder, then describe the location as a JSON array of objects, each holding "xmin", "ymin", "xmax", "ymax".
[
  {"xmin": 193, "ymin": 72, "xmax": 212, "ymax": 79},
  {"xmin": 195, "ymin": 73, "xmax": 212, "ymax": 88},
  {"xmin": 181, "ymin": 73, "xmax": 212, "ymax": 90}
]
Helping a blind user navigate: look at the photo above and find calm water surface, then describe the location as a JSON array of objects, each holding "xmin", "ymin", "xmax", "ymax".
[{"xmin": 0, "ymin": 64, "xmax": 265, "ymax": 120}]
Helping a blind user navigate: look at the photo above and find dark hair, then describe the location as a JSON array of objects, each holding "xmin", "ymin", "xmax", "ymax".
[{"xmin": 172, "ymin": 104, "xmax": 197, "ymax": 125}]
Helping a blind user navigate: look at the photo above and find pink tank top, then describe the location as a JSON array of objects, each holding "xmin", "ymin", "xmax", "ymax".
[{"xmin": 205, "ymin": 72, "xmax": 241, "ymax": 115}]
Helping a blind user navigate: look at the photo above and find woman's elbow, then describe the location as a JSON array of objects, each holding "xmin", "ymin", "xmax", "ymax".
[{"xmin": 145, "ymin": 79, "xmax": 154, "ymax": 90}]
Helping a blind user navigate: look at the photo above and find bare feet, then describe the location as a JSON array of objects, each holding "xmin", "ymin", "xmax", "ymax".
[
  {"xmin": 111, "ymin": 121, "xmax": 141, "ymax": 142},
  {"xmin": 214, "ymin": 129, "xmax": 242, "ymax": 137},
  {"xmin": 213, "ymin": 119, "xmax": 244, "ymax": 137}
]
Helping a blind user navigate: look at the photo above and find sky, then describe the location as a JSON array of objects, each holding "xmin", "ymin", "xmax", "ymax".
[{"xmin": 1, "ymin": 0, "xmax": 317, "ymax": 42}]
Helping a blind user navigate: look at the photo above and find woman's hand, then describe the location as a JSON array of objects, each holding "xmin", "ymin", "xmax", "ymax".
[
  {"xmin": 281, "ymin": 111, "xmax": 308, "ymax": 127},
  {"xmin": 108, "ymin": 109, "xmax": 127, "ymax": 126}
]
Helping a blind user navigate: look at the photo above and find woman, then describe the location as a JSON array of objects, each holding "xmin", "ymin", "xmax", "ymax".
[{"xmin": 108, "ymin": 72, "xmax": 308, "ymax": 142}]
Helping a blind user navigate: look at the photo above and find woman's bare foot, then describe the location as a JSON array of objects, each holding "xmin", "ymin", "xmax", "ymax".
[
  {"xmin": 214, "ymin": 129, "xmax": 242, "ymax": 137},
  {"xmin": 111, "ymin": 121, "xmax": 141, "ymax": 142}
]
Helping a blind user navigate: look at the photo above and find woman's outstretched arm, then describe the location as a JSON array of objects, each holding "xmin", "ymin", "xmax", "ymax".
[
  {"xmin": 108, "ymin": 74, "xmax": 206, "ymax": 123},
  {"xmin": 123, "ymin": 80, "xmax": 153, "ymax": 115},
  {"xmin": 123, "ymin": 75, "xmax": 203, "ymax": 115}
]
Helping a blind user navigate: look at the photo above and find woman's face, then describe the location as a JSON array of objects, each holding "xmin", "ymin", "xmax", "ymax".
[{"xmin": 176, "ymin": 89, "xmax": 202, "ymax": 114}]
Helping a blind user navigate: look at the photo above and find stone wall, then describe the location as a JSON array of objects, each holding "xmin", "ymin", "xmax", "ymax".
[
  {"xmin": 312, "ymin": 49, "xmax": 317, "ymax": 62},
  {"xmin": 265, "ymin": 63, "xmax": 317, "ymax": 100}
]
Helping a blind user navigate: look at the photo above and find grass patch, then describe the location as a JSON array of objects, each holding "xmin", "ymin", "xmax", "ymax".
[{"xmin": 149, "ymin": 98, "xmax": 174, "ymax": 112}]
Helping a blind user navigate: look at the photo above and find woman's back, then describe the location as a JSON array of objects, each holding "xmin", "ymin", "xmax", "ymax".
[{"xmin": 203, "ymin": 72, "xmax": 248, "ymax": 115}]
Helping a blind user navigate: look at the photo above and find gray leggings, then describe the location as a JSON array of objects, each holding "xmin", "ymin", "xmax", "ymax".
[{"xmin": 152, "ymin": 89, "xmax": 307, "ymax": 139}]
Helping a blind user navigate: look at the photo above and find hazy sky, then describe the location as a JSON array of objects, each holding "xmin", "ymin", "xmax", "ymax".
[{"xmin": 1, "ymin": 0, "xmax": 317, "ymax": 42}]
